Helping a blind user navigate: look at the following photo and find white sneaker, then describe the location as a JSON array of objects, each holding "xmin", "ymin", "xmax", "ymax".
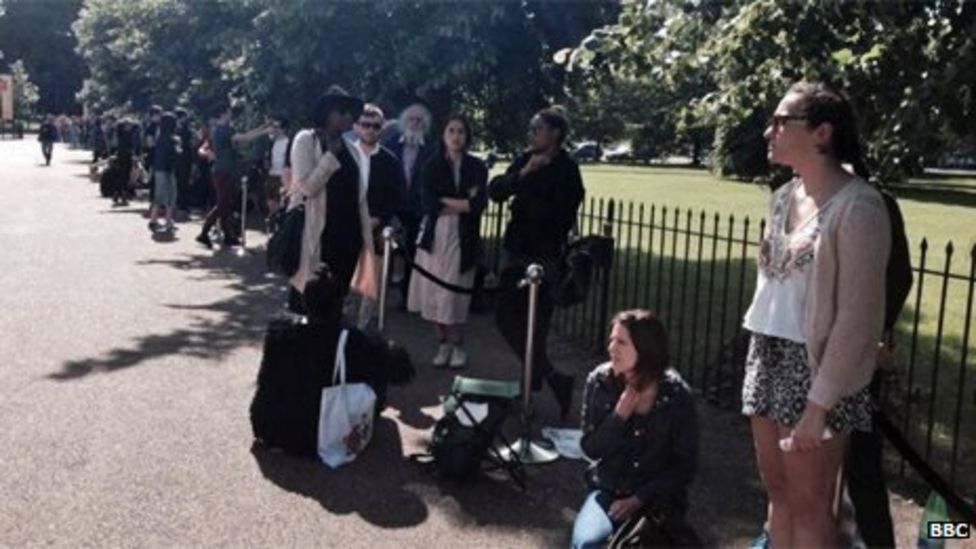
[
  {"xmin": 432, "ymin": 342, "xmax": 452, "ymax": 368},
  {"xmin": 449, "ymin": 345, "xmax": 467, "ymax": 369}
]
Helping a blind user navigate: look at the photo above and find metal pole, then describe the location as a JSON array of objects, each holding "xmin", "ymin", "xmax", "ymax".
[
  {"xmin": 378, "ymin": 226, "xmax": 394, "ymax": 333},
  {"xmin": 236, "ymin": 175, "xmax": 248, "ymax": 256},
  {"xmin": 499, "ymin": 263, "xmax": 559, "ymax": 465},
  {"xmin": 522, "ymin": 264, "xmax": 542, "ymax": 413}
]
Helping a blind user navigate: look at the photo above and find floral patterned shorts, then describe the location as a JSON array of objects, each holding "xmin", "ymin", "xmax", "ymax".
[{"xmin": 741, "ymin": 333, "xmax": 873, "ymax": 434}]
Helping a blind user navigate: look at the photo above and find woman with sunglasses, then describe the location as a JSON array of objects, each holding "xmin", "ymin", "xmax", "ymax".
[{"xmin": 742, "ymin": 81, "xmax": 891, "ymax": 547}]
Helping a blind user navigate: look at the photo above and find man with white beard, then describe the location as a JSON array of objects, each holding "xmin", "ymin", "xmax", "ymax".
[{"xmin": 385, "ymin": 103, "xmax": 435, "ymax": 308}]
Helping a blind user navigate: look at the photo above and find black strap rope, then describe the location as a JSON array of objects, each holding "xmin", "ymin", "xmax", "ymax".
[{"xmin": 387, "ymin": 237, "xmax": 503, "ymax": 296}]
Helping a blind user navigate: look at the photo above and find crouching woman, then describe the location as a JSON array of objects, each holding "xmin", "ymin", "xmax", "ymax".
[{"xmin": 573, "ymin": 310, "xmax": 700, "ymax": 548}]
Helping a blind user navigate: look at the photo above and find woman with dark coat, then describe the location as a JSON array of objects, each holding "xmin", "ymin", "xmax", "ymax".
[
  {"xmin": 488, "ymin": 106, "xmax": 585, "ymax": 418},
  {"xmin": 111, "ymin": 119, "xmax": 135, "ymax": 206},
  {"xmin": 573, "ymin": 310, "xmax": 699, "ymax": 548},
  {"xmin": 407, "ymin": 114, "xmax": 488, "ymax": 369}
]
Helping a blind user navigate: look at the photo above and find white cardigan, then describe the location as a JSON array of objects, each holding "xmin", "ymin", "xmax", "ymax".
[{"xmin": 287, "ymin": 129, "xmax": 376, "ymax": 299}]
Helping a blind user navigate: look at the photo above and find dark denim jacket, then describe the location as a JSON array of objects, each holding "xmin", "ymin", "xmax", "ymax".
[{"xmin": 580, "ymin": 364, "xmax": 699, "ymax": 511}]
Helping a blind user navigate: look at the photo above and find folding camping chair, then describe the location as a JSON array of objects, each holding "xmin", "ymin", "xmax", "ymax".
[{"xmin": 439, "ymin": 375, "xmax": 526, "ymax": 489}]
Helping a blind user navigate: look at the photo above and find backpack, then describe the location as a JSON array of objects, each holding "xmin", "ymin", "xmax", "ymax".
[
  {"xmin": 879, "ymin": 189, "xmax": 912, "ymax": 332},
  {"xmin": 412, "ymin": 376, "xmax": 524, "ymax": 487}
]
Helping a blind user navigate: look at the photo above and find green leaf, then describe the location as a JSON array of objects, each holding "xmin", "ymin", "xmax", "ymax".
[{"xmin": 831, "ymin": 47, "xmax": 855, "ymax": 65}]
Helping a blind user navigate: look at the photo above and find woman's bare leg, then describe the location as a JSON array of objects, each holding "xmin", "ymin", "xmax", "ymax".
[
  {"xmin": 782, "ymin": 432, "xmax": 848, "ymax": 547},
  {"xmin": 751, "ymin": 416, "xmax": 792, "ymax": 548}
]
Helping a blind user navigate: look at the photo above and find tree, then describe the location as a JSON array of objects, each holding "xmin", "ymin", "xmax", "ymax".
[
  {"xmin": 0, "ymin": 0, "xmax": 86, "ymax": 114},
  {"xmin": 73, "ymin": 0, "xmax": 617, "ymax": 146},
  {"xmin": 566, "ymin": 0, "xmax": 976, "ymax": 182},
  {"xmin": 74, "ymin": 0, "xmax": 255, "ymax": 115},
  {"xmin": 561, "ymin": 0, "xmax": 720, "ymax": 163},
  {"xmin": 10, "ymin": 59, "xmax": 38, "ymax": 119}
]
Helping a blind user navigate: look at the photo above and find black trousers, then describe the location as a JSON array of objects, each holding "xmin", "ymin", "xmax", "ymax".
[
  {"xmin": 114, "ymin": 154, "xmax": 132, "ymax": 201},
  {"xmin": 398, "ymin": 212, "xmax": 421, "ymax": 303},
  {"xmin": 287, "ymin": 245, "xmax": 356, "ymax": 317},
  {"xmin": 495, "ymin": 265, "xmax": 555, "ymax": 389},
  {"xmin": 322, "ymin": 241, "xmax": 359, "ymax": 299},
  {"xmin": 846, "ymin": 412, "xmax": 895, "ymax": 548},
  {"xmin": 41, "ymin": 141, "xmax": 53, "ymax": 165},
  {"xmin": 287, "ymin": 286, "xmax": 307, "ymax": 315},
  {"xmin": 175, "ymin": 161, "xmax": 192, "ymax": 210}
]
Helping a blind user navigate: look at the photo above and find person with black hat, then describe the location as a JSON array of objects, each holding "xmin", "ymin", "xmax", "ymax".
[{"xmin": 286, "ymin": 86, "xmax": 376, "ymax": 314}]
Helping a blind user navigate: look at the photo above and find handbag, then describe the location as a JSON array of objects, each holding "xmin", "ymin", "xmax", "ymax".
[
  {"xmin": 608, "ymin": 507, "xmax": 703, "ymax": 548},
  {"xmin": 350, "ymin": 245, "xmax": 379, "ymax": 301},
  {"xmin": 547, "ymin": 235, "xmax": 613, "ymax": 308},
  {"xmin": 266, "ymin": 201, "xmax": 305, "ymax": 276},
  {"xmin": 317, "ymin": 329, "xmax": 377, "ymax": 468}
]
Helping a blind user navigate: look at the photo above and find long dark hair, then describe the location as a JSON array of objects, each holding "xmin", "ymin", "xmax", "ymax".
[
  {"xmin": 440, "ymin": 113, "xmax": 473, "ymax": 153},
  {"xmin": 788, "ymin": 81, "xmax": 871, "ymax": 182},
  {"xmin": 611, "ymin": 309, "xmax": 670, "ymax": 389}
]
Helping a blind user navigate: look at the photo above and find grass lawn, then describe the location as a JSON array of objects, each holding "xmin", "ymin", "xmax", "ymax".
[{"xmin": 574, "ymin": 163, "xmax": 976, "ymax": 268}]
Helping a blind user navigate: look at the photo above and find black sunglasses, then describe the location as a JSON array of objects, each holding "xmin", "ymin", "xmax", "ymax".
[
  {"xmin": 358, "ymin": 122, "xmax": 382, "ymax": 130},
  {"xmin": 768, "ymin": 114, "xmax": 808, "ymax": 129}
]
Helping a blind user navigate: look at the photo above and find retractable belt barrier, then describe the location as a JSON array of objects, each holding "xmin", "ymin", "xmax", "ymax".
[{"xmin": 383, "ymin": 229, "xmax": 493, "ymax": 295}]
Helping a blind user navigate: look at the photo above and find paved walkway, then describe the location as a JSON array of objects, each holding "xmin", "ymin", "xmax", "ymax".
[{"xmin": 0, "ymin": 139, "xmax": 925, "ymax": 547}]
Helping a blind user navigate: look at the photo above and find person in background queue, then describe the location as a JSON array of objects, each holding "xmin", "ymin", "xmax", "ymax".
[
  {"xmin": 38, "ymin": 115, "xmax": 58, "ymax": 166},
  {"xmin": 174, "ymin": 108, "xmax": 195, "ymax": 216},
  {"xmin": 111, "ymin": 119, "xmax": 135, "ymax": 206},
  {"xmin": 264, "ymin": 116, "xmax": 292, "ymax": 229},
  {"xmin": 148, "ymin": 112, "xmax": 181, "ymax": 233},
  {"xmin": 195, "ymin": 103, "xmax": 270, "ymax": 249}
]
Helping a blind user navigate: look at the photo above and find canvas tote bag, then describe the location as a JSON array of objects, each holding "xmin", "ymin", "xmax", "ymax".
[{"xmin": 317, "ymin": 329, "xmax": 376, "ymax": 468}]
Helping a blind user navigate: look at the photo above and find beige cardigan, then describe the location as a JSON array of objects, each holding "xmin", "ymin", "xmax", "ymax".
[
  {"xmin": 769, "ymin": 179, "xmax": 891, "ymax": 410},
  {"xmin": 287, "ymin": 130, "xmax": 376, "ymax": 299}
]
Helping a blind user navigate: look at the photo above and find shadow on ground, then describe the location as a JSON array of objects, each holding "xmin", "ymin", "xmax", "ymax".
[
  {"xmin": 891, "ymin": 183, "xmax": 976, "ymax": 208},
  {"xmin": 251, "ymin": 413, "xmax": 580, "ymax": 540},
  {"xmin": 251, "ymin": 418, "xmax": 430, "ymax": 529},
  {"xmin": 48, "ymin": 250, "xmax": 283, "ymax": 380}
]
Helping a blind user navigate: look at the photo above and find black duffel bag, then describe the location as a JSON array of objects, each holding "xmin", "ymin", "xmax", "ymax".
[{"xmin": 266, "ymin": 202, "xmax": 304, "ymax": 276}]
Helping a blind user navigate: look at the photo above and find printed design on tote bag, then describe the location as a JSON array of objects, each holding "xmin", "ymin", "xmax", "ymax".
[{"xmin": 344, "ymin": 413, "xmax": 373, "ymax": 454}]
